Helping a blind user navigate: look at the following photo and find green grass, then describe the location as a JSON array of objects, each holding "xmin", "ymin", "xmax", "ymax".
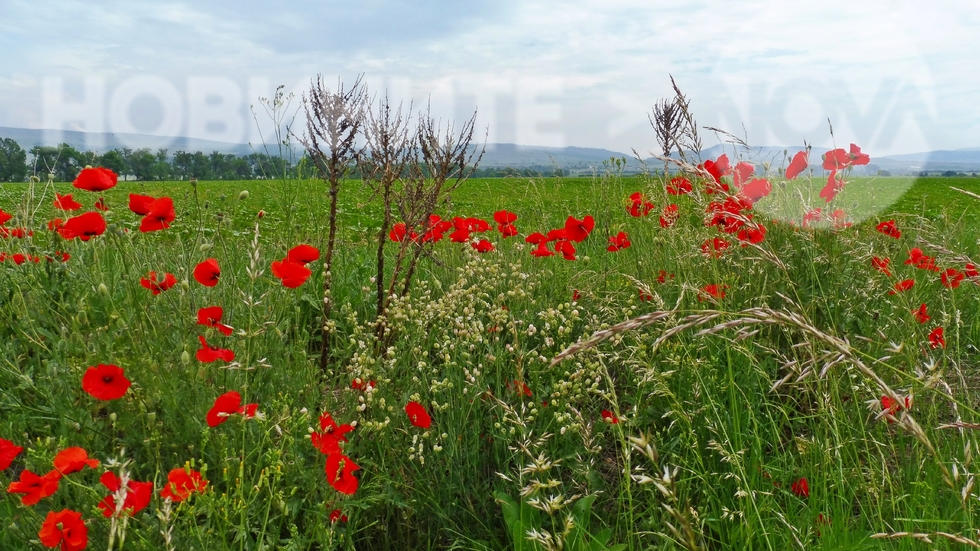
[{"xmin": 1, "ymin": 172, "xmax": 979, "ymax": 550}]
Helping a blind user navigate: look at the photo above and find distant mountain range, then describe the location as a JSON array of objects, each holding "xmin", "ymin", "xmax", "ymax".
[{"xmin": 3, "ymin": 126, "xmax": 979, "ymax": 175}]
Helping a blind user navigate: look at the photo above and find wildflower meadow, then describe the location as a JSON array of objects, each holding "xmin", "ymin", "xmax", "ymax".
[{"xmin": 2, "ymin": 81, "xmax": 980, "ymax": 550}]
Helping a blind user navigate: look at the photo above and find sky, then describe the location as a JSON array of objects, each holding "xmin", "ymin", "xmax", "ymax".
[{"xmin": 1, "ymin": 0, "xmax": 977, "ymax": 157}]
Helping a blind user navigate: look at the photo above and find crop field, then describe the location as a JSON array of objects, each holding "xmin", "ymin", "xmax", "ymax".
[{"xmin": 2, "ymin": 168, "xmax": 980, "ymax": 550}]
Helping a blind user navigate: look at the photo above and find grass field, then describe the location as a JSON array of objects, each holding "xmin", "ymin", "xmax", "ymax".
[{"xmin": 1, "ymin": 171, "xmax": 980, "ymax": 550}]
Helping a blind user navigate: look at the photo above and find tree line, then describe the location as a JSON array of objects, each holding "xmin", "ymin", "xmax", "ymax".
[{"xmin": 0, "ymin": 137, "xmax": 304, "ymax": 182}]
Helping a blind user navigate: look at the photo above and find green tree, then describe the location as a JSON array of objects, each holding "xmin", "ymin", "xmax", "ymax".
[
  {"xmin": 129, "ymin": 148, "xmax": 157, "ymax": 180},
  {"xmin": 97, "ymin": 149, "xmax": 129, "ymax": 177},
  {"xmin": 30, "ymin": 144, "xmax": 87, "ymax": 181},
  {"xmin": 0, "ymin": 138, "xmax": 28, "ymax": 182}
]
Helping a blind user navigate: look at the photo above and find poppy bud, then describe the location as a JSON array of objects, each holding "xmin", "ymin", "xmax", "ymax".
[
  {"xmin": 257, "ymin": 210, "xmax": 265, "ymax": 218},
  {"xmin": 239, "ymin": 190, "xmax": 249, "ymax": 200},
  {"xmin": 98, "ymin": 283, "xmax": 109, "ymax": 295},
  {"xmin": 109, "ymin": 412, "xmax": 117, "ymax": 423},
  {"xmin": 200, "ymin": 243, "xmax": 212, "ymax": 252},
  {"xmin": 181, "ymin": 351, "xmax": 191, "ymax": 365}
]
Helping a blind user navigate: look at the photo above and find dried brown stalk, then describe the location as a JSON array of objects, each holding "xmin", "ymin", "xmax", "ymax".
[{"xmin": 300, "ymin": 75, "xmax": 367, "ymax": 374}]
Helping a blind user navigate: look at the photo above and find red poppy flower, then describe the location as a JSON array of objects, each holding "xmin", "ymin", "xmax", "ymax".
[
  {"xmin": 498, "ymin": 223, "xmax": 518, "ymax": 237},
  {"xmin": 53, "ymin": 447, "xmax": 100, "ymax": 476},
  {"xmin": 572, "ymin": 289, "xmax": 581, "ymax": 302},
  {"xmin": 627, "ymin": 192, "xmax": 654, "ymax": 217},
  {"xmin": 822, "ymin": 149, "xmax": 850, "ymax": 171},
  {"xmin": 472, "ymin": 239, "xmax": 495, "ymax": 253},
  {"xmin": 197, "ymin": 306, "xmax": 233, "ymax": 336},
  {"xmin": 493, "ymin": 210, "xmax": 517, "ymax": 225},
  {"xmin": 525, "ymin": 232, "xmax": 547, "ymax": 245},
  {"xmin": 913, "ymin": 304, "xmax": 930, "ymax": 324},
  {"xmin": 702, "ymin": 155, "xmax": 731, "ymax": 192},
  {"xmin": 39, "ymin": 509, "xmax": 88, "ymax": 551},
  {"xmin": 73, "ymin": 167, "xmax": 117, "ymax": 192},
  {"xmin": 871, "ymin": 257, "xmax": 891, "ymax": 276},
  {"xmin": 530, "ymin": 242, "xmax": 554, "ymax": 257},
  {"xmin": 48, "ymin": 218, "xmax": 64, "ymax": 231},
  {"xmin": 701, "ymin": 237, "xmax": 730, "ymax": 258},
  {"xmin": 193, "ymin": 258, "xmax": 220, "ymax": 286},
  {"xmin": 732, "ymin": 162, "xmax": 754, "ymax": 189},
  {"xmin": 659, "ymin": 204, "xmax": 679, "ymax": 228},
  {"xmin": 546, "ymin": 228, "xmax": 567, "ymax": 241},
  {"xmin": 876, "ymin": 220, "xmax": 901, "ymax": 239},
  {"xmin": 564, "ymin": 215, "xmax": 595, "ymax": 243},
  {"xmin": 638, "ymin": 290, "xmax": 653, "ymax": 302},
  {"xmin": 389, "ymin": 222, "xmax": 413, "ymax": 242},
  {"xmin": 785, "ymin": 151, "xmax": 809, "ymax": 180},
  {"xmin": 666, "ymin": 176, "xmax": 692, "ymax": 195},
  {"xmin": 966, "ymin": 264, "xmax": 979, "ymax": 279},
  {"xmin": 848, "ymin": 143, "xmax": 870, "ymax": 166},
  {"xmin": 160, "ymin": 467, "xmax": 207, "ymax": 502},
  {"xmin": 881, "ymin": 395, "xmax": 911, "ymax": 417},
  {"xmin": 458, "ymin": 217, "xmax": 491, "ymax": 233},
  {"xmin": 350, "ymin": 378, "xmax": 376, "ymax": 391},
  {"xmin": 139, "ymin": 197, "xmax": 176, "ymax": 232},
  {"xmin": 507, "ymin": 380, "xmax": 533, "ymax": 397},
  {"xmin": 736, "ymin": 223, "xmax": 766, "ymax": 245},
  {"xmin": 929, "ymin": 327, "xmax": 945, "ymax": 349},
  {"xmin": 741, "ymin": 178, "xmax": 772, "ymax": 203},
  {"xmin": 888, "ymin": 279, "xmax": 915, "ymax": 295},
  {"xmin": 286, "ymin": 244, "xmax": 320, "ymax": 265},
  {"xmin": 58, "ymin": 211, "xmax": 106, "ymax": 241},
  {"xmin": 207, "ymin": 391, "xmax": 244, "ymax": 427},
  {"xmin": 607, "ymin": 231, "xmax": 631, "ymax": 252},
  {"xmin": 0, "ymin": 438, "xmax": 23, "ymax": 470},
  {"xmin": 699, "ymin": 284, "xmax": 728, "ymax": 301},
  {"xmin": 601, "ymin": 409, "xmax": 619, "ymax": 424},
  {"xmin": 53, "ymin": 193, "xmax": 83, "ymax": 211},
  {"xmin": 554, "ymin": 239, "xmax": 577, "ymax": 261},
  {"xmin": 140, "ymin": 271, "xmax": 178, "ymax": 295},
  {"xmin": 196, "ymin": 336, "xmax": 235, "ymax": 363},
  {"xmin": 81, "ymin": 364, "xmax": 131, "ymax": 400},
  {"xmin": 448, "ymin": 227, "xmax": 469, "ymax": 242},
  {"xmin": 128, "ymin": 194, "xmax": 155, "ymax": 215},
  {"xmin": 791, "ymin": 477, "xmax": 809, "ymax": 498},
  {"xmin": 656, "ymin": 270, "xmax": 674, "ymax": 284},
  {"xmin": 271, "ymin": 259, "xmax": 313, "ymax": 288},
  {"xmin": 422, "ymin": 215, "xmax": 454, "ymax": 243},
  {"xmin": 329, "ymin": 509, "xmax": 348, "ymax": 523},
  {"xmin": 6, "ymin": 469, "xmax": 60, "ymax": 506},
  {"xmin": 97, "ymin": 472, "xmax": 153, "ymax": 518},
  {"xmin": 942, "ymin": 268, "xmax": 965, "ymax": 289},
  {"xmin": 311, "ymin": 412, "xmax": 355, "ymax": 455},
  {"xmin": 904, "ymin": 248, "xmax": 940, "ymax": 272},
  {"xmin": 819, "ymin": 170, "xmax": 844, "ymax": 203},
  {"xmin": 0, "ymin": 208, "xmax": 11, "ymax": 225},
  {"xmin": 405, "ymin": 401, "xmax": 432, "ymax": 429},
  {"xmin": 325, "ymin": 453, "xmax": 360, "ymax": 495},
  {"xmin": 94, "ymin": 197, "xmax": 108, "ymax": 211}
]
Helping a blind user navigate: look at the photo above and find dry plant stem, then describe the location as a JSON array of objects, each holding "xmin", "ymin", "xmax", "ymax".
[
  {"xmin": 381, "ymin": 104, "xmax": 485, "ymax": 339},
  {"xmin": 300, "ymin": 75, "xmax": 367, "ymax": 374},
  {"xmin": 361, "ymin": 94, "xmax": 413, "ymax": 324}
]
